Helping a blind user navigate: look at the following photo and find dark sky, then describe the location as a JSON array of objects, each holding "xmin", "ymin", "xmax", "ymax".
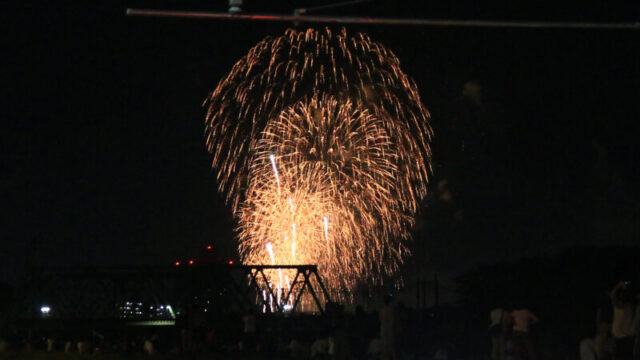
[{"xmin": 2, "ymin": 1, "xmax": 639, "ymax": 284}]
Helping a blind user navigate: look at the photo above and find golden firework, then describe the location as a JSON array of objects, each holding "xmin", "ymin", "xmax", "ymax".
[{"xmin": 205, "ymin": 28, "xmax": 432, "ymax": 297}]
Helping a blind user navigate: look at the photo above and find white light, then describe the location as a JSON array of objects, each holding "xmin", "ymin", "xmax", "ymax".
[
  {"xmin": 167, "ymin": 305, "xmax": 176, "ymax": 319},
  {"xmin": 40, "ymin": 306, "xmax": 51, "ymax": 314},
  {"xmin": 270, "ymin": 154, "xmax": 281, "ymax": 195},
  {"xmin": 266, "ymin": 243, "xmax": 276, "ymax": 264},
  {"xmin": 283, "ymin": 304, "xmax": 293, "ymax": 311}
]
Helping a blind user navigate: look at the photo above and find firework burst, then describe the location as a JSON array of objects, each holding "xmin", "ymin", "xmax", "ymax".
[{"xmin": 205, "ymin": 28, "xmax": 432, "ymax": 296}]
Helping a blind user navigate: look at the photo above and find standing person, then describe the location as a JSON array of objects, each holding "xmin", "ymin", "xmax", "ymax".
[
  {"xmin": 581, "ymin": 338, "xmax": 597, "ymax": 360},
  {"xmin": 510, "ymin": 307, "xmax": 538, "ymax": 360},
  {"xmin": 180, "ymin": 327, "xmax": 191, "ymax": 352},
  {"xmin": 242, "ymin": 309, "xmax": 257, "ymax": 352},
  {"xmin": 395, "ymin": 301, "xmax": 410, "ymax": 359},
  {"xmin": 204, "ymin": 328, "xmax": 216, "ymax": 353},
  {"xmin": 632, "ymin": 289, "xmax": 640, "ymax": 360},
  {"xmin": 143, "ymin": 337, "xmax": 154, "ymax": 356},
  {"xmin": 352, "ymin": 305, "xmax": 368, "ymax": 359},
  {"xmin": 379, "ymin": 295, "xmax": 398, "ymax": 360},
  {"xmin": 597, "ymin": 289, "xmax": 614, "ymax": 360},
  {"xmin": 331, "ymin": 314, "xmax": 351, "ymax": 360},
  {"xmin": 46, "ymin": 338, "xmax": 55, "ymax": 352},
  {"xmin": 611, "ymin": 281, "xmax": 635, "ymax": 360},
  {"xmin": 489, "ymin": 308, "xmax": 507, "ymax": 360}
]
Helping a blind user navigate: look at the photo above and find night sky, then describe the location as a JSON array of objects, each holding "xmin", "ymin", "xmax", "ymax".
[{"xmin": 2, "ymin": 1, "xmax": 638, "ymax": 285}]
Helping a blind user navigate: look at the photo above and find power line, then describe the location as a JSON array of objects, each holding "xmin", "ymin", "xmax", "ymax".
[
  {"xmin": 125, "ymin": 9, "xmax": 639, "ymax": 30},
  {"xmin": 294, "ymin": 0, "xmax": 370, "ymax": 15}
]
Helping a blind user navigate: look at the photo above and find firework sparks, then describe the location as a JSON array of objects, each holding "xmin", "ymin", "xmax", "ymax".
[{"xmin": 205, "ymin": 28, "xmax": 432, "ymax": 296}]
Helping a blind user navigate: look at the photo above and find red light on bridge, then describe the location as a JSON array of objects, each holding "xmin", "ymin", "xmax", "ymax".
[
  {"xmin": 206, "ymin": 245, "xmax": 212, "ymax": 250},
  {"xmin": 228, "ymin": 260, "xmax": 234, "ymax": 265},
  {"xmin": 188, "ymin": 260, "xmax": 194, "ymax": 265},
  {"xmin": 174, "ymin": 261, "xmax": 180, "ymax": 266}
]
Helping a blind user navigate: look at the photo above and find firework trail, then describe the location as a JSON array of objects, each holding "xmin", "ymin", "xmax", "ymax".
[{"xmin": 205, "ymin": 28, "xmax": 432, "ymax": 295}]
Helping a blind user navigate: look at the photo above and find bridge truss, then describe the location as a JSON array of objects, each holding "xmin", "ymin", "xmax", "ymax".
[{"xmin": 21, "ymin": 264, "xmax": 332, "ymax": 320}]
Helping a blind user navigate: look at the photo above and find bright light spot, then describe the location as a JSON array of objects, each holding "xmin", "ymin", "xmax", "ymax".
[
  {"xmin": 206, "ymin": 245, "xmax": 212, "ymax": 250},
  {"xmin": 269, "ymin": 154, "xmax": 281, "ymax": 194},
  {"xmin": 174, "ymin": 261, "xmax": 180, "ymax": 266},
  {"xmin": 167, "ymin": 305, "xmax": 176, "ymax": 319},
  {"xmin": 40, "ymin": 306, "xmax": 50, "ymax": 314},
  {"xmin": 283, "ymin": 304, "xmax": 293, "ymax": 311},
  {"xmin": 266, "ymin": 243, "xmax": 275, "ymax": 263},
  {"xmin": 188, "ymin": 260, "xmax": 194, "ymax": 265},
  {"xmin": 228, "ymin": 260, "xmax": 234, "ymax": 265}
]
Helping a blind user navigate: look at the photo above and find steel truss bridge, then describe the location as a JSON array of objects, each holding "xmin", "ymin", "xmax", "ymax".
[{"xmin": 21, "ymin": 264, "xmax": 332, "ymax": 321}]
